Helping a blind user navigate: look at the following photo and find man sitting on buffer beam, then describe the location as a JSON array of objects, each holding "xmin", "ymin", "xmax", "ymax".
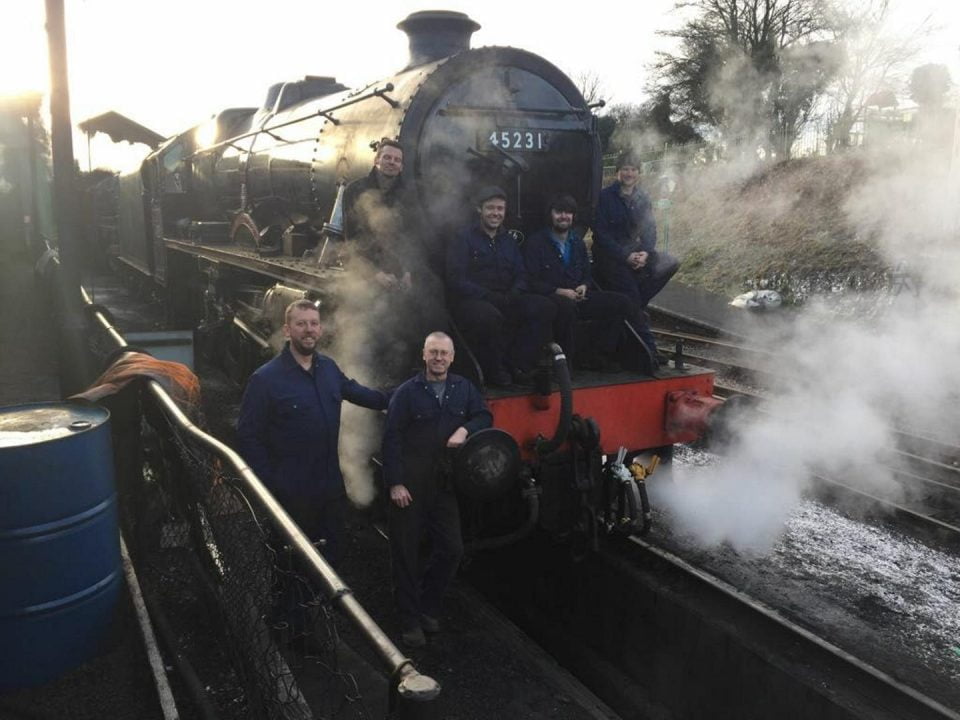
[
  {"xmin": 523, "ymin": 193, "xmax": 637, "ymax": 372},
  {"xmin": 445, "ymin": 185, "xmax": 555, "ymax": 387}
]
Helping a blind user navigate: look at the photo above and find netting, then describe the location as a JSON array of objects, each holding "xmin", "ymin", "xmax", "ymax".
[{"xmin": 87, "ymin": 331, "xmax": 374, "ymax": 720}]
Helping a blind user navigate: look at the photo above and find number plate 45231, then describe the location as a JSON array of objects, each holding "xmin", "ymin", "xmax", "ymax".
[{"xmin": 483, "ymin": 128, "xmax": 549, "ymax": 152}]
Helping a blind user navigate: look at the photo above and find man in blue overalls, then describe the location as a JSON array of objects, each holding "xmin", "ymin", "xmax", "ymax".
[{"xmin": 382, "ymin": 331, "xmax": 492, "ymax": 646}]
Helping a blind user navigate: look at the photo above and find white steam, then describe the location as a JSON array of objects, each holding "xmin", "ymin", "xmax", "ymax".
[{"xmin": 653, "ymin": 143, "xmax": 960, "ymax": 553}]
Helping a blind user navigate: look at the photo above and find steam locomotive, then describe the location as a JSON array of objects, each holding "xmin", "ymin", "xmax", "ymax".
[{"xmin": 94, "ymin": 11, "xmax": 718, "ymax": 549}]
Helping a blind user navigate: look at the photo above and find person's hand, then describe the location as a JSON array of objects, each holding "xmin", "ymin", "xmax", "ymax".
[
  {"xmin": 555, "ymin": 288, "xmax": 579, "ymax": 301},
  {"xmin": 574, "ymin": 284, "xmax": 588, "ymax": 301},
  {"xmin": 390, "ymin": 484, "xmax": 413, "ymax": 508},
  {"xmin": 627, "ymin": 251, "xmax": 649, "ymax": 270},
  {"xmin": 446, "ymin": 427, "xmax": 468, "ymax": 447},
  {"xmin": 375, "ymin": 271, "xmax": 399, "ymax": 288}
]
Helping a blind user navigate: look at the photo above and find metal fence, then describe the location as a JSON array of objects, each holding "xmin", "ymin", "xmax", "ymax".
[{"xmin": 82, "ymin": 293, "xmax": 437, "ymax": 720}]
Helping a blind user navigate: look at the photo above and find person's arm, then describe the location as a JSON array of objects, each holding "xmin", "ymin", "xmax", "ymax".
[
  {"xmin": 507, "ymin": 237, "xmax": 530, "ymax": 294},
  {"xmin": 446, "ymin": 229, "xmax": 491, "ymax": 300},
  {"xmin": 446, "ymin": 381, "xmax": 493, "ymax": 446},
  {"xmin": 236, "ymin": 373, "xmax": 274, "ymax": 482},
  {"xmin": 521, "ymin": 235, "xmax": 557, "ymax": 296},
  {"xmin": 340, "ymin": 368, "xmax": 390, "ymax": 410},
  {"xmin": 381, "ymin": 386, "xmax": 410, "ymax": 488},
  {"xmin": 592, "ymin": 191, "xmax": 632, "ymax": 265},
  {"xmin": 633, "ymin": 190, "xmax": 658, "ymax": 254}
]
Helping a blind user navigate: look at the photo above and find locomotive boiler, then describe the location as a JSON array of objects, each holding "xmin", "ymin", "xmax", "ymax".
[{"xmin": 97, "ymin": 10, "xmax": 718, "ymax": 550}]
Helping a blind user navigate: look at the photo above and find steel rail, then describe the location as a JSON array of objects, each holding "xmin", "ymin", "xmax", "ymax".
[
  {"xmin": 627, "ymin": 535, "xmax": 960, "ymax": 720},
  {"xmin": 652, "ymin": 327, "xmax": 778, "ymax": 358},
  {"xmin": 80, "ymin": 287, "xmax": 440, "ymax": 709}
]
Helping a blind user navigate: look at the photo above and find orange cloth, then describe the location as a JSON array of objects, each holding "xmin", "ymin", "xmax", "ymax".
[{"xmin": 72, "ymin": 351, "xmax": 201, "ymax": 413}]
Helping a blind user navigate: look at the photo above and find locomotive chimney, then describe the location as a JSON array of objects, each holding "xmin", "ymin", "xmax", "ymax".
[{"xmin": 397, "ymin": 11, "xmax": 480, "ymax": 69}]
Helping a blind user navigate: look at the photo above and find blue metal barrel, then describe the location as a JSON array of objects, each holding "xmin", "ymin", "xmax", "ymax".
[{"xmin": 0, "ymin": 402, "xmax": 121, "ymax": 690}]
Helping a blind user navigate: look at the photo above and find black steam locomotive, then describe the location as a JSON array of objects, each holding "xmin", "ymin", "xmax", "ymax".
[{"xmin": 96, "ymin": 11, "xmax": 717, "ymax": 548}]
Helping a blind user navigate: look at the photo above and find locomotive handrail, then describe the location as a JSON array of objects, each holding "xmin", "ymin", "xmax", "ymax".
[
  {"xmin": 80, "ymin": 287, "xmax": 441, "ymax": 713},
  {"xmin": 187, "ymin": 83, "xmax": 396, "ymax": 159},
  {"xmin": 438, "ymin": 104, "xmax": 591, "ymax": 118}
]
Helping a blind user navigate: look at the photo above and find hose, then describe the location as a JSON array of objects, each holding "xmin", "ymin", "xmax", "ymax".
[{"xmin": 534, "ymin": 342, "xmax": 573, "ymax": 456}]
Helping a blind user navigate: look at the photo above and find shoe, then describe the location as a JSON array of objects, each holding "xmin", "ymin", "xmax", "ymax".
[
  {"xmin": 400, "ymin": 626, "xmax": 425, "ymax": 648},
  {"xmin": 420, "ymin": 615, "xmax": 441, "ymax": 634},
  {"xmin": 488, "ymin": 369, "xmax": 513, "ymax": 387}
]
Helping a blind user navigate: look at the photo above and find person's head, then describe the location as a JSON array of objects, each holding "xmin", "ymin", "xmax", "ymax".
[
  {"xmin": 422, "ymin": 331, "xmax": 455, "ymax": 380},
  {"xmin": 615, "ymin": 151, "xmax": 641, "ymax": 189},
  {"xmin": 283, "ymin": 299, "xmax": 322, "ymax": 357},
  {"xmin": 374, "ymin": 139, "xmax": 404, "ymax": 179},
  {"xmin": 475, "ymin": 186, "xmax": 507, "ymax": 234},
  {"xmin": 546, "ymin": 193, "xmax": 577, "ymax": 234}
]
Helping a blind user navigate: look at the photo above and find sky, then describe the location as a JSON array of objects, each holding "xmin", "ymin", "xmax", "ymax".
[{"xmin": 3, "ymin": 0, "xmax": 959, "ymax": 170}]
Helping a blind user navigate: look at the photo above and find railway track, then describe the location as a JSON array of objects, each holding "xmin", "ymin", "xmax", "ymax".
[
  {"xmin": 86, "ymin": 281, "xmax": 960, "ymax": 718},
  {"xmin": 654, "ymin": 325, "xmax": 960, "ymax": 543}
]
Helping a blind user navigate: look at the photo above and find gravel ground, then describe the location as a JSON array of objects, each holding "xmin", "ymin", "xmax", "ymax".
[{"xmin": 649, "ymin": 446, "xmax": 960, "ymax": 712}]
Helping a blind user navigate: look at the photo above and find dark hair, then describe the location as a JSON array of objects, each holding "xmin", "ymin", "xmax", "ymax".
[
  {"xmin": 615, "ymin": 150, "xmax": 640, "ymax": 170},
  {"xmin": 377, "ymin": 138, "xmax": 404, "ymax": 155},
  {"xmin": 546, "ymin": 193, "xmax": 578, "ymax": 215}
]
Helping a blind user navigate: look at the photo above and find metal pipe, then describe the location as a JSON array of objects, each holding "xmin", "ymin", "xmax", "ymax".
[
  {"xmin": 535, "ymin": 343, "xmax": 573, "ymax": 456},
  {"xmin": 80, "ymin": 288, "xmax": 440, "ymax": 704},
  {"xmin": 187, "ymin": 85, "xmax": 396, "ymax": 159}
]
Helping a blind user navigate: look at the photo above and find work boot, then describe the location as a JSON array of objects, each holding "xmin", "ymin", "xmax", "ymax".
[{"xmin": 400, "ymin": 625, "xmax": 426, "ymax": 648}]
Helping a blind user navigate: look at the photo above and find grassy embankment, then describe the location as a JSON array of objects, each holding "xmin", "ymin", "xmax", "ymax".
[{"xmin": 653, "ymin": 151, "xmax": 893, "ymax": 304}]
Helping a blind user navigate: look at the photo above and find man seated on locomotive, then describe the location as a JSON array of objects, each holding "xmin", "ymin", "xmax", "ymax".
[
  {"xmin": 445, "ymin": 186, "xmax": 556, "ymax": 387},
  {"xmin": 522, "ymin": 193, "xmax": 637, "ymax": 372},
  {"xmin": 382, "ymin": 331, "xmax": 492, "ymax": 647},
  {"xmin": 592, "ymin": 151, "xmax": 680, "ymax": 363},
  {"xmin": 236, "ymin": 299, "xmax": 390, "ymax": 565}
]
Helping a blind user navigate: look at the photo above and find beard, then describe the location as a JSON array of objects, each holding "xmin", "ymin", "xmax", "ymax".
[{"xmin": 289, "ymin": 336, "xmax": 317, "ymax": 356}]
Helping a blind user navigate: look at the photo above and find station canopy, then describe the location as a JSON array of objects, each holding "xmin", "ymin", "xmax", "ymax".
[{"xmin": 78, "ymin": 111, "xmax": 165, "ymax": 149}]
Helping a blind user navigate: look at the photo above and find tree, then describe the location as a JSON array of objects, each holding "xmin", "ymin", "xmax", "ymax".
[
  {"xmin": 574, "ymin": 71, "xmax": 607, "ymax": 108},
  {"xmin": 822, "ymin": 0, "xmax": 925, "ymax": 151},
  {"xmin": 909, "ymin": 63, "xmax": 952, "ymax": 108},
  {"xmin": 652, "ymin": 0, "xmax": 840, "ymax": 158}
]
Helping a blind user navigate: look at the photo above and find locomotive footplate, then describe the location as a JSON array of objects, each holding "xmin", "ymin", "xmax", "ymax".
[{"xmin": 164, "ymin": 238, "xmax": 343, "ymax": 291}]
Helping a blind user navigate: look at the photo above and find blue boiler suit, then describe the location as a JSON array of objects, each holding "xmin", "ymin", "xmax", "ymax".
[
  {"xmin": 381, "ymin": 371, "xmax": 492, "ymax": 628},
  {"xmin": 445, "ymin": 222, "xmax": 555, "ymax": 380},
  {"xmin": 237, "ymin": 343, "xmax": 389, "ymax": 562}
]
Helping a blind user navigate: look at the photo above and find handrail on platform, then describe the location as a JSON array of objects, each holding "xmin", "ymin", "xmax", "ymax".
[{"xmin": 80, "ymin": 287, "xmax": 440, "ymax": 715}]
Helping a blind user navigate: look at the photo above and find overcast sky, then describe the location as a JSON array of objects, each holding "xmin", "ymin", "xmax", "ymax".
[{"xmin": 3, "ymin": 0, "xmax": 959, "ymax": 170}]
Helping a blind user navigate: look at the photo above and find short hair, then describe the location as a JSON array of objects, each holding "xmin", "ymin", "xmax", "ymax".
[
  {"xmin": 616, "ymin": 150, "xmax": 641, "ymax": 170},
  {"xmin": 376, "ymin": 138, "xmax": 404, "ymax": 157},
  {"xmin": 474, "ymin": 185, "xmax": 507, "ymax": 206},
  {"xmin": 423, "ymin": 331, "xmax": 454, "ymax": 349},
  {"xmin": 546, "ymin": 193, "xmax": 578, "ymax": 215},
  {"xmin": 284, "ymin": 298, "xmax": 321, "ymax": 324}
]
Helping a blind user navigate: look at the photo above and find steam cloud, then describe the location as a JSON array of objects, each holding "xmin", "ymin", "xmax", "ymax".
[{"xmin": 648, "ymin": 141, "xmax": 960, "ymax": 553}]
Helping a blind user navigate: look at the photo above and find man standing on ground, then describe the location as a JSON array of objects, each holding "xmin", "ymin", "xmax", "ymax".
[
  {"xmin": 445, "ymin": 186, "xmax": 555, "ymax": 386},
  {"xmin": 382, "ymin": 332, "xmax": 492, "ymax": 647},
  {"xmin": 236, "ymin": 299, "xmax": 390, "ymax": 564},
  {"xmin": 592, "ymin": 152, "xmax": 679, "ymax": 363},
  {"xmin": 523, "ymin": 193, "xmax": 636, "ymax": 371}
]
